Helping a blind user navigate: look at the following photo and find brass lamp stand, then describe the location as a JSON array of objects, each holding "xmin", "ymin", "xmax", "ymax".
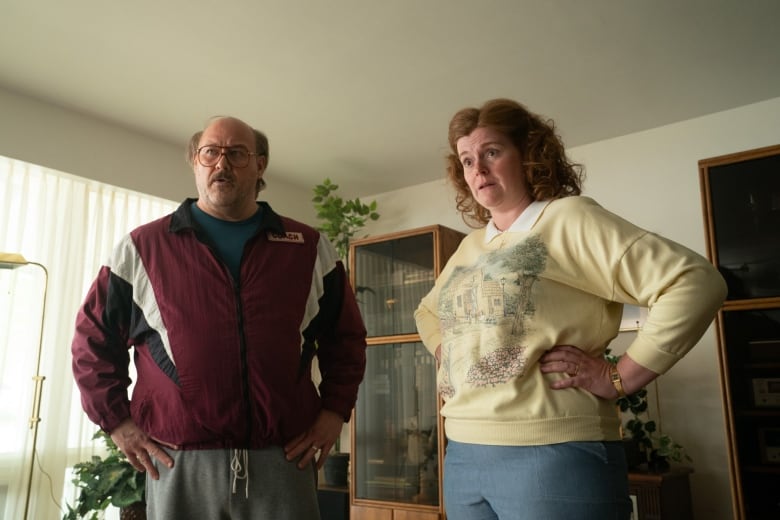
[{"xmin": 0, "ymin": 252, "xmax": 48, "ymax": 520}]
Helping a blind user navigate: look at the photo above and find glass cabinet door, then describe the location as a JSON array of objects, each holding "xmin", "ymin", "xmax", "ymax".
[
  {"xmin": 706, "ymin": 153, "xmax": 780, "ymax": 299},
  {"xmin": 353, "ymin": 342, "xmax": 439, "ymax": 506},
  {"xmin": 349, "ymin": 225, "xmax": 464, "ymax": 519},
  {"xmin": 353, "ymin": 232, "xmax": 437, "ymax": 337}
]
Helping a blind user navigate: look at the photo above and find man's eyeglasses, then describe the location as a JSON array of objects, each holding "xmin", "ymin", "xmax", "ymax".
[{"xmin": 196, "ymin": 146, "xmax": 260, "ymax": 168}]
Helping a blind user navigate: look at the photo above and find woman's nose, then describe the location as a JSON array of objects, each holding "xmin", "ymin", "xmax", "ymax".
[{"xmin": 474, "ymin": 158, "xmax": 488, "ymax": 174}]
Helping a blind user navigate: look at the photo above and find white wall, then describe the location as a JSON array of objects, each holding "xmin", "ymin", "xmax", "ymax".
[
  {"xmin": 0, "ymin": 87, "xmax": 314, "ymax": 220},
  {"xmin": 361, "ymin": 95, "xmax": 780, "ymax": 520}
]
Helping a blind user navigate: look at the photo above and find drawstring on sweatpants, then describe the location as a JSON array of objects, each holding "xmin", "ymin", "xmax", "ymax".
[{"xmin": 230, "ymin": 448, "xmax": 249, "ymax": 498}]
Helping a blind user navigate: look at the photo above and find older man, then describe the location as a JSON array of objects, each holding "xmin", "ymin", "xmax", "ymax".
[{"xmin": 72, "ymin": 116, "xmax": 367, "ymax": 519}]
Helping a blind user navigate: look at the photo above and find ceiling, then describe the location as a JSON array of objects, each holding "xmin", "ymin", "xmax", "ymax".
[{"xmin": 2, "ymin": 1, "xmax": 780, "ymax": 198}]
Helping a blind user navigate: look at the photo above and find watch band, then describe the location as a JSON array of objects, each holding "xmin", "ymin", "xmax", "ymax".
[{"xmin": 610, "ymin": 364, "xmax": 627, "ymax": 398}]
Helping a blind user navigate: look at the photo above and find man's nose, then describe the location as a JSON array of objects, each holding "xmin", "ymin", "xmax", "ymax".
[{"xmin": 214, "ymin": 151, "xmax": 231, "ymax": 169}]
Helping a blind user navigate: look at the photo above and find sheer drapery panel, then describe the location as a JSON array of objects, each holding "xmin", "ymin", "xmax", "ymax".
[{"xmin": 0, "ymin": 156, "xmax": 177, "ymax": 519}]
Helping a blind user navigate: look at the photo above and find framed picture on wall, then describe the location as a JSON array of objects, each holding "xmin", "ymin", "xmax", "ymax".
[{"xmin": 620, "ymin": 305, "xmax": 648, "ymax": 331}]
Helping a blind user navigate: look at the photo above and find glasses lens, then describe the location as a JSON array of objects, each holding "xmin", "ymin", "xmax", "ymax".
[
  {"xmin": 227, "ymin": 148, "xmax": 249, "ymax": 167},
  {"xmin": 198, "ymin": 146, "xmax": 220, "ymax": 166},
  {"xmin": 197, "ymin": 146, "xmax": 250, "ymax": 167}
]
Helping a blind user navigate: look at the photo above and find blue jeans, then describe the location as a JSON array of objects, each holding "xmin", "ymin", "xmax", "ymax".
[{"xmin": 443, "ymin": 440, "xmax": 632, "ymax": 520}]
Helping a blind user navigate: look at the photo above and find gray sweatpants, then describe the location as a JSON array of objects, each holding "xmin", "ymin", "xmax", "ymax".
[{"xmin": 146, "ymin": 447, "xmax": 321, "ymax": 519}]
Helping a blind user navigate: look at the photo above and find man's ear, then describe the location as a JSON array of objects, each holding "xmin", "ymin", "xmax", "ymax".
[{"xmin": 256, "ymin": 155, "xmax": 267, "ymax": 173}]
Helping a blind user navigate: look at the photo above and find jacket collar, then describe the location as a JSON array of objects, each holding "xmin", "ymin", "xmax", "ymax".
[{"xmin": 169, "ymin": 198, "xmax": 286, "ymax": 235}]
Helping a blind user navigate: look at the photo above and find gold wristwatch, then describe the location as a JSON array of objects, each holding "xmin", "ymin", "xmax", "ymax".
[{"xmin": 610, "ymin": 364, "xmax": 626, "ymax": 398}]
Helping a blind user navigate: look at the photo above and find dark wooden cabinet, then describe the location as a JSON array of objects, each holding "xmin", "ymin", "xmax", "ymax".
[
  {"xmin": 699, "ymin": 144, "xmax": 780, "ymax": 519},
  {"xmin": 628, "ymin": 467, "xmax": 693, "ymax": 520}
]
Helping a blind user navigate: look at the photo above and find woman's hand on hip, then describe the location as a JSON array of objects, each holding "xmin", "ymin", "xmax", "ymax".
[{"xmin": 538, "ymin": 344, "xmax": 617, "ymax": 399}]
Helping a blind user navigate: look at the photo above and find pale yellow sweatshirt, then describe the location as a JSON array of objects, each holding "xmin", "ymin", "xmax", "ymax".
[{"xmin": 414, "ymin": 196, "xmax": 727, "ymax": 446}]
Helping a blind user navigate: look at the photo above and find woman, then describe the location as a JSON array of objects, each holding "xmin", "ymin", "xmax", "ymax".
[{"xmin": 414, "ymin": 98, "xmax": 727, "ymax": 519}]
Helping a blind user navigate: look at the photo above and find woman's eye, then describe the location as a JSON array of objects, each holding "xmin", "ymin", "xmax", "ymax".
[{"xmin": 462, "ymin": 158, "xmax": 473, "ymax": 167}]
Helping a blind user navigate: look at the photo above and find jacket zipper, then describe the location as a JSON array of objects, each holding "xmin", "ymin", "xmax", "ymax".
[{"xmin": 233, "ymin": 279, "xmax": 253, "ymax": 447}]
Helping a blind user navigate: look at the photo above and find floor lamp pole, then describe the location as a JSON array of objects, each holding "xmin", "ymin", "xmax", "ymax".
[{"xmin": 1, "ymin": 253, "xmax": 48, "ymax": 520}]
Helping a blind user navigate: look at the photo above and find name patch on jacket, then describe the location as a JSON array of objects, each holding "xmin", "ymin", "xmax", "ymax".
[{"xmin": 267, "ymin": 231, "xmax": 305, "ymax": 243}]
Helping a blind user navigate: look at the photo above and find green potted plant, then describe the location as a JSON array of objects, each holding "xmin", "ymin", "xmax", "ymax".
[
  {"xmin": 311, "ymin": 177, "xmax": 380, "ymax": 268},
  {"xmin": 312, "ymin": 178, "xmax": 379, "ymax": 487},
  {"xmin": 64, "ymin": 430, "xmax": 145, "ymax": 520},
  {"xmin": 605, "ymin": 349, "xmax": 692, "ymax": 472}
]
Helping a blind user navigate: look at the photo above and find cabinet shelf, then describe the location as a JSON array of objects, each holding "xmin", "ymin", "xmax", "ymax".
[
  {"xmin": 744, "ymin": 363, "xmax": 780, "ymax": 370},
  {"xmin": 743, "ymin": 465, "xmax": 780, "ymax": 475},
  {"xmin": 735, "ymin": 409, "xmax": 780, "ymax": 418}
]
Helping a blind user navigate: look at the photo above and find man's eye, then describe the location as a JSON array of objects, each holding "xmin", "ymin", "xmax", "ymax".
[
  {"xmin": 228, "ymin": 149, "xmax": 248, "ymax": 161},
  {"xmin": 487, "ymin": 149, "xmax": 498, "ymax": 158},
  {"xmin": 202, "ymin": 147, "xmax": 219, "ymax": 157}
]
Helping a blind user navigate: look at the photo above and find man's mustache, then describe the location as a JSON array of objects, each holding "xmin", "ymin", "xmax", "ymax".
[{"xmin": 210, "ymin": 169, "xmax": 235, "ymax": 183}]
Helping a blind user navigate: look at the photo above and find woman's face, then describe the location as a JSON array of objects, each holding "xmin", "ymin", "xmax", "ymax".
[{"xmin": 456, "ymin": 126, "xmax": 530, "ymax": 218}]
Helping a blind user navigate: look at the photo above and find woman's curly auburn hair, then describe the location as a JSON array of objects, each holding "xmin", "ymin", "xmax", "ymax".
[{"xmin": 446, "ymin": 98, "xmax": 584, "ymax": 227}]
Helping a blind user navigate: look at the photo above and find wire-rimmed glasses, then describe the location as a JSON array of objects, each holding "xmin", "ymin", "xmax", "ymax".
[{"xmin": 196, "ymin": 145, "xmax": 260, "ymax": 168}]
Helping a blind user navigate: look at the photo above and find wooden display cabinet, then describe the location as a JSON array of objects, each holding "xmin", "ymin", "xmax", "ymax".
[
  {"xmin": 699, "ymin": 144, "xmax": 780, "ymax": 519},
  {"xmin": 348, "ymin": 225, "xmax": 465, "ymax": 520}
]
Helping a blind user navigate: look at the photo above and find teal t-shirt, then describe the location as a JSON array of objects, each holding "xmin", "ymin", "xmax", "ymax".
[{"xmin": 190, "ymin": 202, "xmax": 262, "ymax": 280}]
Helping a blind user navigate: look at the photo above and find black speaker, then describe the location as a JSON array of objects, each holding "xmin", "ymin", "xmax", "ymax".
[{"xmin": 317, "ymin": 488, "xmax": 349, "ymax": 520}]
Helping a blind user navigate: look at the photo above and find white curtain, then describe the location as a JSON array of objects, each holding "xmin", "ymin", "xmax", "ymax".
[{"xmin": 0, "ymin": 156, "xmax": 178, "ymax": 520}]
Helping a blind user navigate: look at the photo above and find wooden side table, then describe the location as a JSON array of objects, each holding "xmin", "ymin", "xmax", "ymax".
[{"xmin": 628, "ymin": 466, "xmax": 694, "ymax": 520}]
